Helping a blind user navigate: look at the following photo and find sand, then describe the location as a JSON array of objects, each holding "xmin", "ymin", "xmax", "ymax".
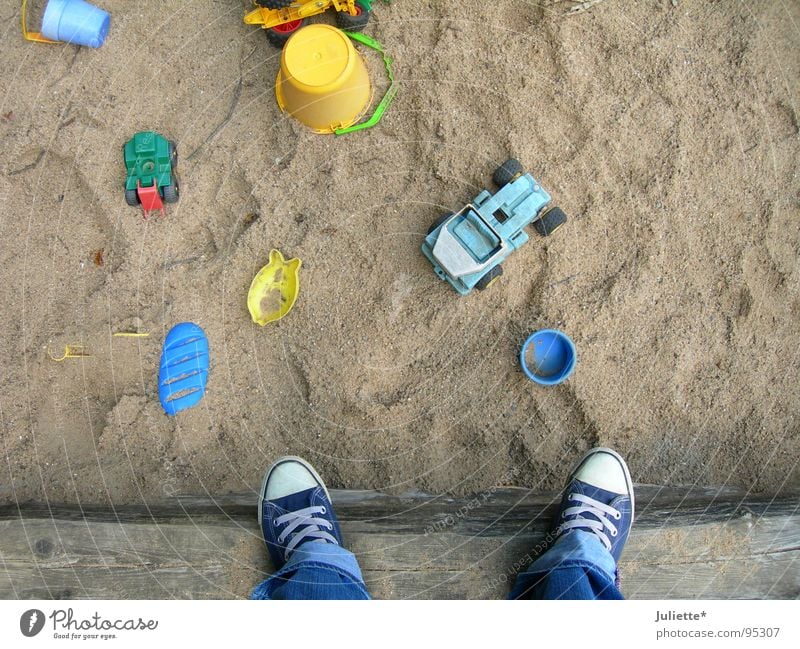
[{"xmin": 0, "ymin": 0, "xmax": 798, "ymax": 507}]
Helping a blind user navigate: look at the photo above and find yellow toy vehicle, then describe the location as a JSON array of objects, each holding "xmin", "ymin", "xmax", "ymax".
[{"xmin": 246, "ymin": 0, "xmax": 372, "ymax": 48}]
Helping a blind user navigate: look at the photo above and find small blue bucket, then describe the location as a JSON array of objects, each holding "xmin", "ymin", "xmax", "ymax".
[
  {"xmin": 520, "ymin": 329, "xmax": 576, "ymax": 385},
  {"xmin": 41, "ymin": 0, "xmax": 110, "ymax": 48}
]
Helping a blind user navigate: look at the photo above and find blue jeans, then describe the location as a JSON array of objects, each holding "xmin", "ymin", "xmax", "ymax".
[
  {"xmin": 251, "ymin": 543, "xmax": 370, "ymax": 600},
  {"xmin": 508, "ymin": 530, "xmax": 623, "ymax": 599},
  {"xmin": 251, "ymin": 529, "xmax": 620, "ymax": 600}
]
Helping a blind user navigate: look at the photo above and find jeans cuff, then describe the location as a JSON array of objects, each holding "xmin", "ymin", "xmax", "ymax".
[
  {"xmin": 279, "ymin": 542, "xmax": 365, "ymax": 582},
  {"xmin": 525, "ymin": 529, "xmax": 617, "ymax": 583},
  {"xmin": 250, "ymin": 542, "xmax": 368, "ymax": 599}
]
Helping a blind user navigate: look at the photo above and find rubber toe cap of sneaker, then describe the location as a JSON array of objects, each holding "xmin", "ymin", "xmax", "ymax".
[
  {"xmin": 265, "ymin": 460, "xmax": 322, "ymax": 500},
  {"xmin": 573, "ymin": 451, "xmax": 629, "ymax": 495}
]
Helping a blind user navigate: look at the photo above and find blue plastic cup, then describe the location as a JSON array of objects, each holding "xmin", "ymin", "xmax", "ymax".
[
  {"xmin": 520, "ymin": 329, "xmax": 577, "ymax": 386},
  {"xmin": 41, "ymin": 0, "xmax": 110, "ymax": 48}
]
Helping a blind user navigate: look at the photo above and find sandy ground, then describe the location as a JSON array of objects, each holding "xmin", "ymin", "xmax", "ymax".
[{"xmin": 0, "ymin": 0, "xmax": 798, "ymax": 508}]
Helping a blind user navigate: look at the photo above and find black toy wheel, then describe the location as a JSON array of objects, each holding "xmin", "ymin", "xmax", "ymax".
[
  {"xmin": 256, "ymin": 0, "xmax": 292, "ymax": 8},
  {"xmin": 336, "ymin": 1, "xmax": 370, "ymax": 31},
  {"xmin": 266, "ymin": 19, "xmax": 305, "ymax": 48},
  {"xmin": 162, "ymin": 178, "xmax": 180, "ymax": 204},
  {"xmin": 533, "ymin": 206, "xmax": 567, "ymax": 236},
  {"xmin": 125, "ymin": 189, "xmax": 140, "ymax": 207},
  {"xmin": 476, "ymin": 265, "xmax": 503, "ymax": 291},
  {"xmin": 168, "ymin": 141, "xmax": 177, "ymax": 168},
  {"xmin": 427, "ymin": 212, "xmax": 454, "ymax": 235},
  {"xmin": 493, "ymin": 158, "xmax": 524, "ymax": 187}
]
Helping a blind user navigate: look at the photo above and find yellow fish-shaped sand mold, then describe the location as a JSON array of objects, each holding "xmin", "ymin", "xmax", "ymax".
[{"xmin": 247, "ymin": 249, "xmax": 302, "ymax": 326}]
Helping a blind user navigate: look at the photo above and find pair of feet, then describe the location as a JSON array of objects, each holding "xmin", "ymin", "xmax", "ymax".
[{"xmin": 259, "ymin": 448, "xmax": 634, "ymax": 572}]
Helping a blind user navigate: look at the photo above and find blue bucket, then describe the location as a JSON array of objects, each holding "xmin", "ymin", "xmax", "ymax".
[
  {"xmin": 41, "ymin": 0, "xmax": 110, "ymax": 48},
  {"xmin": 520, "ymin": 329, "xmax": 576, "ymax": 386}
]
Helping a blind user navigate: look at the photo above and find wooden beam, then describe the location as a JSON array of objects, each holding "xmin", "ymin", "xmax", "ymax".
[{"xmin": 1, "ymin": 487, "xmax": 797, "ymax": 599}]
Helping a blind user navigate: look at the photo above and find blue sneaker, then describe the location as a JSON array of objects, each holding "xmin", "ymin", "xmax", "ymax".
[
  {"xmin": 258, "ymin": 456, "xmax": 343, "ymax": 570},
  {"xmin": 552, "ymin": 447, "xmax": 635, "ymax": 563}
]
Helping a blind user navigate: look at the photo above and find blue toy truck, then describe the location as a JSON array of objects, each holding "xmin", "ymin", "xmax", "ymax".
[{"xmin": 421, "ymin": 158, "xmax": 567, "ymax": 295}]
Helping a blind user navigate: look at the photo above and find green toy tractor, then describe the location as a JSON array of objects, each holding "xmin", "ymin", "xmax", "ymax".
[{"xmin": 123, "ymin": 131, "xmax": 179, "ymax": 217}]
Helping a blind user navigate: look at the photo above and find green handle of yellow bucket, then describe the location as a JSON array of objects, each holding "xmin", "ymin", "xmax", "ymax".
[{"xmin": 334, "ymin": 31, "xmax": 396, "ymax": 136}]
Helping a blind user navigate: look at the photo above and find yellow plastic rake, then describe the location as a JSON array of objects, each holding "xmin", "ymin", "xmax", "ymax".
[{"xmin": 47, "ymin": 344, "xmax": 91, "ymax": 362}]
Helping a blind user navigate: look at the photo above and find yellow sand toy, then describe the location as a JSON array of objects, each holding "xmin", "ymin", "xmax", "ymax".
[
  {"xmin": 245, "ymin": 0, "xmax": 372, "ymax": 48},
  {"xmin": 247, "ymin": 249, "xmax": 302, "ymax": 325},
  {"xmin": 21, "ymin": 0, "xmax": 56, "ymax": 43},
  {"xmin": 47, "ymin": 344, "xmax": 91, "ymax": 362},
  {"xmin": 276, "ymin": 24, "xmax": 371, "ymax": 134}
]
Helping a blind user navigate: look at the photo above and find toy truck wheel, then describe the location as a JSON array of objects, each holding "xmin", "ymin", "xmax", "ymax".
[
  {"xmin": 427, "ymin": 213, "xmax": 454, "ymax": 235},
  {"xmin": 493, "ymin": 158, "xmax": 524, "ymax": 187},
  {"xmin": 256, "ymin": 0, "xmax": 292, "ymax": 8},
  {"xmin": 162, "ymin": 178, "xmax": 180, "ymax": 204},
  {"xmin": 125, "ymin": 189, "xmax": 140, "ymax": 207},
  {"xmin": 336, "ymin": 1, "xmax": 370, "ymax": 31},
  {"xmin": 533, "ymin": 206, "xmax": 567, "ymax": 236},
  {"xmin": 266, "ymin": 19, "xmax": 305, "ymax": 48},
  {"xmin": 168, "ymin": 141, "xmax": 177, "ymax": 168},
  {"xmin": 476, "ymin": 265, "xmax": 503, "ymax": 291}
]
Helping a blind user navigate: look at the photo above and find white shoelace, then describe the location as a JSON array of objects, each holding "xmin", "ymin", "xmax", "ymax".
[
  {"xmin": 274, "ymin": 505, "xmax": 339, "ymax": 559},
  {"xmin": 557, "ymin": 492, "xmax": 622, "ymax": 551}
]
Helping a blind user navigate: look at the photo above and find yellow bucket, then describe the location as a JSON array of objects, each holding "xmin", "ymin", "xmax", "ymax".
[{"xmin": 276, "ymin": 24, "xmax": 371, "ymax": 134}]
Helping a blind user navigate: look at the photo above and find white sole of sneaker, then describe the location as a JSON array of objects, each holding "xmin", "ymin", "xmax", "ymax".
[
  {"xmin": 257, "ymin": 455, "xmax": 333, "ymax": 526},
  {"xmin": 568, "ymin": 446, "xmax": 635, "ymax": 522}
]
